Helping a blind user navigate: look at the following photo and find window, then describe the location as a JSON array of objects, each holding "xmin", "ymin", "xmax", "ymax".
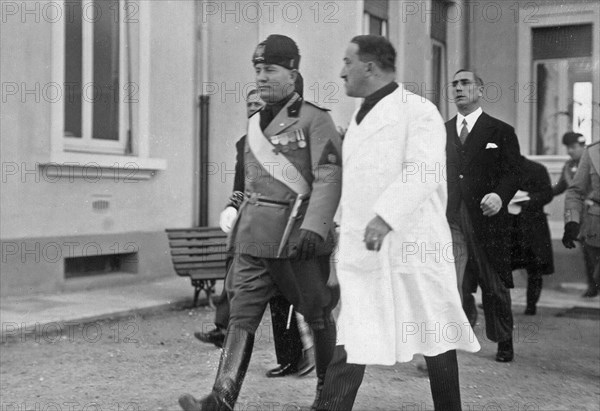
[
  {"xmin": 64, "ymin": 0, "xmax": 132, "ymax": 155},
  {"xmin": 431, "ymin": 41, "xmax": 446, "ymax": 113},
  {"xmin": 430, "ymin": 0, "xmax": 448, "ymax": 116},
  {"xmin": 364, "ymin": 0, "xmax": 388, "ymax": 37},
  {"xmin": 533, "ymin": 25, "xmax": 594, "ymax": 155}
]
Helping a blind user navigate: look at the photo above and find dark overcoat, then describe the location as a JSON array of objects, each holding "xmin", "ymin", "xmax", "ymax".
[{"xmin": 509, "ymin": 158, "xmax": 554, "ymax": 275}]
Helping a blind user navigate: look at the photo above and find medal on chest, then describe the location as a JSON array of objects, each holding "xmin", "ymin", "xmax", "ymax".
[{"xmin": 270, "ymin": 130, "xmax": 307, "ymax": 154}]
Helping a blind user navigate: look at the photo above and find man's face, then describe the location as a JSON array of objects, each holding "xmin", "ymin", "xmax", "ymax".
[
  {"xmin": 566, "ymin": 142, "xmax": 586, "ymax": 161},
  {"xmin": 246, "ymin": 92, "xmax": 264, "ymax": 117},
  {"xmin": 340, "ymin": 43, "xmax": 369, "ymax": 98},
  {"xmin": 451, "ymin": 71, "xmax": 483, "ymax": 114},
  {"xmin": 254, "ymin": 63, "xmax": 295, "ymax": 104}
]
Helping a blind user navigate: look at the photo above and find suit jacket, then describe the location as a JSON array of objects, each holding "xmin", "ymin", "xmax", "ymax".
[
  {"xmin": 446, "ymin": 112, "xmax": 521, "ymax": 287},
  {"xmin": 510, "ymin": 158, "xmax": 554, "ymax": 274},
  {"xmin": 229, "ymin": 92, "xmax": 342, "ymax": 258}
]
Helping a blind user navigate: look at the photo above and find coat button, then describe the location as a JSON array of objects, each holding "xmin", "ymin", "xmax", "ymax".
[{"xmin": 459, "ymin": 174, "xmax": 464, "ymax": 179}]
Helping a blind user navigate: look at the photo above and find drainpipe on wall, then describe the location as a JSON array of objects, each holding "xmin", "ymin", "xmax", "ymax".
[
  {"xmin": 199, "ymin": 95, "xmax": 209, "ymax": 227},
  {"xmin": 198, "ymin": 1, "xmax": 210, "ymax": 227},
  {"xmin": 455, "ymin": 0, "xmax": 469, "ymax": 68}
]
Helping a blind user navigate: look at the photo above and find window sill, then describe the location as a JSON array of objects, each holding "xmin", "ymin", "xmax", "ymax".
[{"xmin": 39, "ymin": 152, "xmax": 167, "ymax": 181}]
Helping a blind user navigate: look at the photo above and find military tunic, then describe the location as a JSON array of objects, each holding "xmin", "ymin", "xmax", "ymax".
[
  {"xmin": 226, "ymin": 92, "xmax": 342, "ymax": 332},
  {"xmin": 565, "ymin": 142, "xmax": 600, "ymax": 248},
  {"xmin": 553, "ymin": 158, "xmax": 579, "ymax": 196}
]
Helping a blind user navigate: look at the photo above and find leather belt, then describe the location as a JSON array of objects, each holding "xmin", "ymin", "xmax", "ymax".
[{"xmin": 246, "ymin": 192, "xmax": 292, "ymax": 206}]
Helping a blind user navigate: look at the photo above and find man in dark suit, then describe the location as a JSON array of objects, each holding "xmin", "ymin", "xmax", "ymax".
[{"xmin": 446, "ymin": 69, "xmax": 521, "ymax": 362}]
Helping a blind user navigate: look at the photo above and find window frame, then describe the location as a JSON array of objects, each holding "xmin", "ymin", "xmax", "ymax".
[
  {"xmin": 63, "ymin": 0, "xmax": 128, "ymax": 155},
  {"xmin": 431, "ymin": 38, "xmax": 448, "ymax": 119},
  {"xmin": 532, "ymin": 56, "xmax": 594, "ymax": 155},
  {"xmin": 363, "ymin": 0, "xmax": 388, "ymax": 37},
  {"xmin": 49, "ymin": 0, "xmax": 165, "ymax": 175},
  {"xmin": 516, "ymin": 2, "xmax": 600, "ymax": 155}
]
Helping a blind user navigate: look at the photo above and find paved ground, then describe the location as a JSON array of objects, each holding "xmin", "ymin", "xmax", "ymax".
[{"xmin": 1, "ymin": 276, "xmax": 599, "ymax": 411}]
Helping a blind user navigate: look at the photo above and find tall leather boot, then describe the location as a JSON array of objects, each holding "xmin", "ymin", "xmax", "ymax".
[
  {"xmin": 179, "ymin": 327, "xmax": 254, "ymax": 411},
  {"xmin": 310, "ymin": 315, "xmax": 336, "ymax": 410},
  {"xmin": 525, "ymin": 273, "xmax": 543, "ymax": 315}
]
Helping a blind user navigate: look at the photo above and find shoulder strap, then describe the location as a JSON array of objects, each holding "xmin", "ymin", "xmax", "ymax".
[{"xmin": 247, "ymin": 114, "xmax": 310, "ymax": 195}]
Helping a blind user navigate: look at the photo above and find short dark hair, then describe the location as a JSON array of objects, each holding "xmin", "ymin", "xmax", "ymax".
[
  {"xmin": 350, "ymin": 35, "xmax": 396, "ymax": 72},
  {"xmin": 454, "ymin": 69, "xmax": 484, "ymax": 86}
]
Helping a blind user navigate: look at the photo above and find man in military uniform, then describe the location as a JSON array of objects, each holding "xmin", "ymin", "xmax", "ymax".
[
  {"xmin": 179, "ymin": 34, "xmax": 342, "ymax": 411},
  {"xmin": 563, "ymin": 141, "xmax": 600, "ymax": 297},
  {"xmin": 553, "ymin": 132, "xmax": 587, "ymax": 196},
  {"xmin": 195, "ymin": 86, "xmax": 315, "ymax": 379},
  {"xmin": 553, "ymin": 132, "xmax": 597, "ymax": 296}
]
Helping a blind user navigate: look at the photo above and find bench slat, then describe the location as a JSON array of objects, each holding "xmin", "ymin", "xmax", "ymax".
[
  {"xmin": 173, "ymin": 255, "xmax": 228, "ymax": 264},
  {"xmin": 188, "ymin": 271, "xmax": 227, "ymax": 280},
  {"xmin": 169, "ymin": 239, "xmax": 227, "ymax": 248},
  {"xmin": 176, "ymin": 263, "xmax": 227, "ymax": 272},
  {"xmin": 170, "ymin": 246, "xmax": 227, "ymax": 256},
  {"xmin": 166, "ymin": 231, "xmax": 227, "ymax": 240}
]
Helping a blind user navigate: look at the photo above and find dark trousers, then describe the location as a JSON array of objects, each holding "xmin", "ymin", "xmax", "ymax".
[
  {"xmin": 315, "ymin": 346, "xmax": 461, "ymax": 411},
  {"xmin": 214, "ymin": 259, "xmax": 303, "ymax": 366},
  {"xmin": 457, "ymin": 203, "xmax": 514, "ymax": 343},
  {"xmin": 226, "ymin": 254, "xmax": 334, "ymax": 332},
  {"xmin": 583, "ymin": 243, "xmax": 600, "ymax": 289}
]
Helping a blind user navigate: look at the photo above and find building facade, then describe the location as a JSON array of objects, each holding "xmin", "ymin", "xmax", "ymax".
[{"xmin": 1, "ymin": 0, "xmax": 598, "ymax": 295}]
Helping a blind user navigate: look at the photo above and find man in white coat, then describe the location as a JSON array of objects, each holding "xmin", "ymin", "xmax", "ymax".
[{"xmin": 313, "ymin": 35, "xmax": 480, "ymax": 411}]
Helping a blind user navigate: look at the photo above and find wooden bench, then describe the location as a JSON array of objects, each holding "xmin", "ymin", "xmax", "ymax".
[{"xmin": 166, "ymin": 227, "xmax": 228, "ymax": 307}]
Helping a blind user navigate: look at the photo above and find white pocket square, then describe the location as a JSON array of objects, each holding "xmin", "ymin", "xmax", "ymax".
[{"xmin": 486, "ymin": 143, "xmax": 498, "ymax": 149}]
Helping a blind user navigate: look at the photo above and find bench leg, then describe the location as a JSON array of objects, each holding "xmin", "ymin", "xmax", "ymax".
[
  {"xmin": 193, "ymin": 282, "xmax": 202, "ymax": 307},
  {"xmin": 206, "ymin": 286, "xmax": 215, "ymax": 310}
]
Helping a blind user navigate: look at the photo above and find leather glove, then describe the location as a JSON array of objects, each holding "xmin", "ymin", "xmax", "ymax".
[
  {"xmin": 562, "ymin": 222, "xmax": 580, "ymax": 249},
  {"xmin": 219, "ymin": 206, "xmax": 237, "ymax": 233},
  {"xmin": 293, "ymin": 229, "xmax": 322, "ymax": 260}
]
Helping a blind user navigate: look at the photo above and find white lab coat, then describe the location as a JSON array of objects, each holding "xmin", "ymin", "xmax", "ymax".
[{"xmin": 336, "ymin": 86, "xmax": 481, "ymax": 365}]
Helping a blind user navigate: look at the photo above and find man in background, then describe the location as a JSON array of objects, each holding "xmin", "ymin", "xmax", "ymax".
[
  {"xmin": 446, "ymin": 69, "xmax": 521, "ymax": 363},
  {"xmin": 563, "ymin": 141, "xmax": 600, "ymax": 297},
  {"xmin": 554, "ymin": 132, "xmax": 597, "ymax": 297}
]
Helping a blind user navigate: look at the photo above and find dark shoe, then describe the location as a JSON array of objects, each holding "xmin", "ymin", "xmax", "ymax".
[
  {"xmin": 194, "ymin": 328, "xmax": 225, "ymax": 348},
  {"xmin": 178, "ymin": 392, "xmax": 224, "ymax": 411},
  {"xmin": 495, "ymin": 339, "xmax": 514, "ymax": 363},
  {"xmin": 266, "ymin": 362, "xmax": 297, "ymax": 378},
  {"xmin": 296, "ymin": 347, "xmax": 316, "ymax": 377},
  {"xmin": 582, "ymin": 286, "xmax": 599, "ymax": 298},
  {"xmin": 524, "ymin": 305, "xmax": 536, "ymax": 315}
]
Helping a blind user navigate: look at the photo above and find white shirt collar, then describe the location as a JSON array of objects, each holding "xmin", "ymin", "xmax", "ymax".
[{"xmin": 456, "ymin": 107, "xmax": 483, "ymax": 134}]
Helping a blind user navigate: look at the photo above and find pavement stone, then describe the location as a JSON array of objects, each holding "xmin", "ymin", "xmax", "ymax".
[{"xmin": 1, "ymin": 275, "xmax": 598, "ymax": 338}]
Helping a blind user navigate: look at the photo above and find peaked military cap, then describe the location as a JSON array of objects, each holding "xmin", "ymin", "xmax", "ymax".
[
  {"xmin": 252, "ymin": 34, "xmax": 300, "ymax": 70},
  {"xmin": 562, "ymin": 132, "xmax": 586, "ymax": 146}
]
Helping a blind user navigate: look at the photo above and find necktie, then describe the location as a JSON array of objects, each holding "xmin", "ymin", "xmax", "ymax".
[{"xmin": 459, "ymin": 119, "xmax": 469, "ymax": 144}]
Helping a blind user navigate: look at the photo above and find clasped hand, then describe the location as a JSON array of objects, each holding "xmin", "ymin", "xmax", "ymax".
[{"xmin": 480, "ymin": 193, "xmax": 502, "ymax": 217}]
